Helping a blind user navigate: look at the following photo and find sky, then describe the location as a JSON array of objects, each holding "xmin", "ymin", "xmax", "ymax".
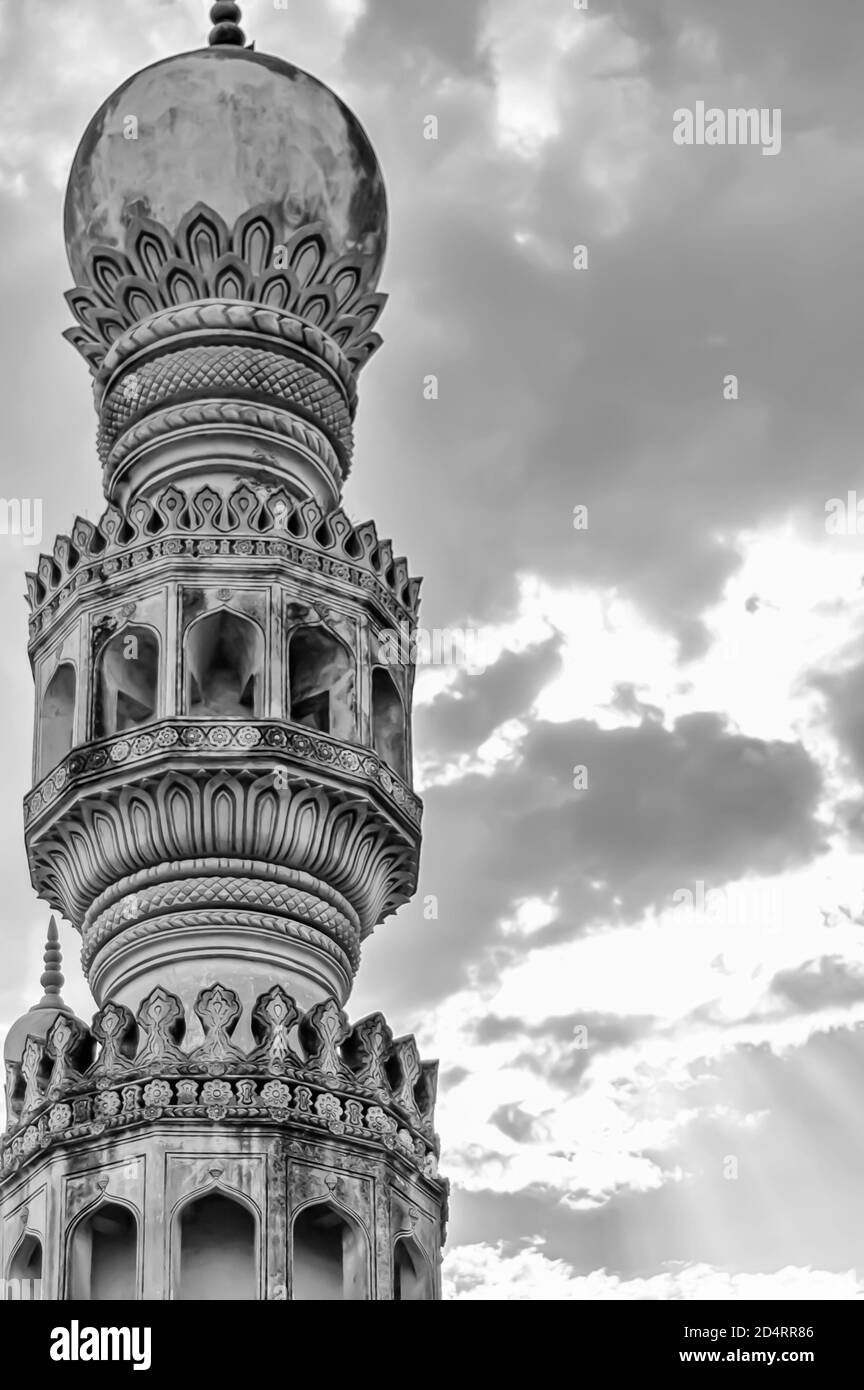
[{"xmin": 2, "ymin": 0, "xmax": 864, "ymax": 1299}]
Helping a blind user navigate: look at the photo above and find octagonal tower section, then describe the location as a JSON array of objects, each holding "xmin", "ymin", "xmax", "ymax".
[{"xmin": 25, "ymin": 484, "xmax": 421, "ymax": 1031}]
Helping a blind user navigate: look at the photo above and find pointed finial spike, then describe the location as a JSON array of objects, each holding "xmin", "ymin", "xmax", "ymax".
[
  {"xmin": 209, "ymin": 2, "xmax": 246, "ymax": 46},
  {"xmin": 35, "ymin": 914, "xmax": 66, "ymax": 1006}
]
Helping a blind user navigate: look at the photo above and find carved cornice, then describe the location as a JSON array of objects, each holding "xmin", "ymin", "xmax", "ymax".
[
  {"xmin": 0, "ymin": 1076, "xmax": 442, "ymax": 1189},
  {"xmin": 26, "ymin": 482, "xmax": 420, "ymax": 634},
  {"xmin": 65, "ymin": 205, "xmax": 387, "ymax": 378},
  {"xmin": 2, "ymin": 985, "xmax": 442, "ymax": 1190},
  {"xmin": 96, "ymin": 299, "xmax": 359, "ymax": 410},
  {"xmin": 25, "ymin": 747, "xmax": 422, "ymax": 935},
  {"xmin": 25, "ymin": 718, "xmax": 422, "ymax": 833}
]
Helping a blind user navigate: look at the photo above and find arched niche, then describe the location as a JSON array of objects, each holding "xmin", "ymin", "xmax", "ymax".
[
  {"xmin": 185, "ymin": 609, "xmax": 264, "ymax": 719},
  {"xmin": 288, "ymin": 624, "xmax": 355, "ymax": 739},
  {"xmin": 39, "ymin": 663, "xmax": 76, "ymax": 775},
  {"xmin": 291, "ymin": 1202, "xmax": 368, "ymax": 1301},
  {"xmin": 177, "ymin": 1191, "xmax": 258, "ymax": 1301},
  {"xmin": 5, "ymin": 1232, "xmax": 42, "ymax": 1300},
  {"xmin": 67, "ymin": 1201, "xmax": 138, "ymax": 1301},
  {"xmin": 94, "ymin": 625, "xmax": 159, "ymax": 738},
  {"xmin": 372, "ymin": 667, "xmax": 407, "ymax": 780},
  {"xmin": 393, "ymin": 1236, "xmax": 433, "ymax": 1301}
]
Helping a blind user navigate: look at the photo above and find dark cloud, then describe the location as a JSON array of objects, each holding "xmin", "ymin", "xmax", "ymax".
[
  {"xmin": 345, "ymin": 0, "xmax": 492, "ymax": 78},
  {"xmin": 450, "ymin": 1024, "xmax": 864, "ymax": 1280},
  {"xmin": 602, "ymin": 0, "xmax": 864, "ymax": 103},
  {"xmin": 519, "ymin": 1013, "xmax": 656, "ymax": 1090},
  {"xmin": 473, "ymin": 1009, "xmax": 652, "ymax": 1050},
  {"xmin": 415, "ymin": 636, "xmax": 562, "ymax": 758},
  {"xmin": 509, "ymin": 714, "xmax": 823, "ymax": 921},
  {"xmin": 811, "ymin": 658, "xmax": 864, "ymax": 780},
  {"xmin": 333, "ymin": 0, "xmax": 864, "ymax": 655},
  {"xmin": 490, "ymin": 1103, "xmax": 544, "ymax": 1144},
  {"xmin": 607, "ymin": 685, "xmax": 666, "ymax": 725},
  {"xmin": 483, "ymin": 1006, "xmax": 661, "ymax": 1089},
  {"xmin": 771, "ymin": 956, "xmax": 864, "ymax": 1014},
  {"xmin": 468, "ymin": 1009, "xmax": 656, "ymax": 1091},
  {"xmin": 359, "ymin": 699, "xmax": 823, "ymax": 1030}
]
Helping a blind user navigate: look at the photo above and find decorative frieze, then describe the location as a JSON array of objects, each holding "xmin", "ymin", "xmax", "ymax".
[
  {"xmin": 25, "ymin": 719, "xmax": 422, "ymax": 829},
  {"xmin": 2, "ymin": 983, "xmax": 441, "ymax": 1187},
  {"xmin": 26, "ymin": 481, "xmax": 420, "ymax": 636},
  {"xmin": 65, "ymin": 207, "xmax": 386, "ymax": 378}
]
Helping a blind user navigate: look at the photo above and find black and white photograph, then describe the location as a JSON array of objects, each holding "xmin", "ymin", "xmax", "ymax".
[{"xmin": 0, "ymin": 0, "xmax": 861, "ymax": 1356}]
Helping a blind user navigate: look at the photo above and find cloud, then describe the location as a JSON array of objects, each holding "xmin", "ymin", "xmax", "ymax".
[
  {"xmin": 811, "ymin": 657, "xmax": 864, "ymax": 780},
  {"xmin": 361, "ymin": 696, "xmax": 824, "ymax": 1027},
  {"xmin": 438, "ymin": 1020, "xmax": 864, "ymax": 1283},
  {"xmin": 489, "ymin": 1103, "xmax": 546, "ymax": 1144},
  {"xmin": 346, "ymin": 0, "xmax": 492, "ymax": 78},
  {"xmin": 333, "ymin": 0, "xmax": 864, "ymax": 669},
  {"xmin": 771, "ymin": 957, "xmax": 864, "ymax": 1013},
  {"xmin": 472, "ymin": 1009, "xmax": 655, "ymax": 1089},
  {"xmin": 607, "ymin": 683, "xmax": 666, "ymax": 725},
  {"xmin": 477, "ymin": 1006, "xmax": 652, "ymax": 1045},
  {"xmin": 416, "ymin": 636, "xmax": 562, "ymax": 759},
  {"xmin": 444, "ymin": 1240, "xmax": 863, "ymax": 1300}
]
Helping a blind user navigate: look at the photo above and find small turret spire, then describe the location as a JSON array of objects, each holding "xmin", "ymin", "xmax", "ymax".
[
  {"xmin": 32, "ymin": 915, "xmax": 67, "ymax": 1011},
  {"xmin": 209, "ymin": 2, "xmax": 246, "ymax": 46}
]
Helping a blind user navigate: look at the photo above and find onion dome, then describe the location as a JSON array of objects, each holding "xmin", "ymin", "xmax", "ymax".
[
  {"xmin": 63, "ymin": 4, "xmax": 387, "ymax": 295},
  {"xmin": 61, "ymin": 3, "xmax": 390, "ymax": 509},
  {"xmin": 3, "ymin": 917, "xmax": 80, "ymax": 1066}
]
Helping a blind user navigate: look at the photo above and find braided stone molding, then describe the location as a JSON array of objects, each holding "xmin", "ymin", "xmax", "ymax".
[
  {"xmin": 65, "ymin": 205, "xmax": 387, "ymax": 377},
  {"xmin": 90, "ymin": 875, "xmax": 354, "ymax": 938},
  {"xmin": 104, "ymin": 395, "xmax": 341, "ymax": 486},
  {"xmin": 82, "ymin": 858, "xmax": 362, "ymax": 939},
  {"xmin": 98, "ymin": 343, "xmax": 354, "ymax": 469},
  {"xmin": 83, "ymin": 877, "xmax": 361, "ymax": 973},
  {"xmin": 96, "ymin": 299, "xmax": 359, "ymax": 412},
  {"xmin": 25, "ymin": 719, "xmax": 422, "ymax": 830},
  {"xmin": 84, "ymin": 910, "xmax": 358, "ymax": 978},
  {"xmin": 26, "ymin": 755, "xmax": 421, "ymax": 934},
  {"xmin": 26, "ymin": 481, "xmax": 420, "ymax": 631}
]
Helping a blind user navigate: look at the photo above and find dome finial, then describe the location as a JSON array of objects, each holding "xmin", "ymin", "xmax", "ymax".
[
  {"xmin": 34, "ymin": 914, "xmax": 66, "ymax": 1010},
  {"xmin": 209, "ymin": 2, "xmax": 246, "ymax": 46}
]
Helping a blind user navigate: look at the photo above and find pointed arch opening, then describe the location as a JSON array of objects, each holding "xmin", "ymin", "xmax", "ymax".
[
  {"xmin": 291, "ymin": 1202, "xmax": 368, "ymax": 1301},
  {"xmin": 68, "ymin": 1202, "xmax": 138, "ymax": 1301},
  {"xmin": 394, "ymin": 1236, "xmax": 433, "ymax": 1301},
  {"xmin": 185, "ymin": 609, "xmax": 264, "ymax": 718},
  {"xmin": 5, "ymin": 1233, "xmax": 42, "ymax": 1300},
  {"xmin": 372, "ymin": 666, "xmax": 407, "ymax": 780},
  {"xmin": 288, "ymin": 625, "xmax": 355, "ymax": 740},
  {"xmin": 39, "ymin": 662, "xmax": 76, "ymax": 775},
  {"xmin": 177, "ymin": 1191, "xmax": 258, "ymax": 1300},
  {"xmin": 94, "ymin": 625, "xmax": 159, "ymax": 738}
]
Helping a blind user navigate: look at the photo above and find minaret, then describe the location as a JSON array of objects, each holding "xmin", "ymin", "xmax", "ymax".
[{"xmin": 1, "ymin": 4, "xmax": 446, "ymax": 1301}]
